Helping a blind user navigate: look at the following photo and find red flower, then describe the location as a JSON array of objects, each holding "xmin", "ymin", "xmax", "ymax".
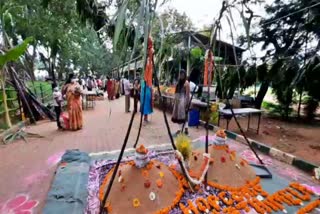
[
  {"xmin": 144, "ymin": 180, "xmax": 151, "ymax": 188},
  {"xmin": 221, "ymin": 157, "xmax": 226, "ymax": 163}
]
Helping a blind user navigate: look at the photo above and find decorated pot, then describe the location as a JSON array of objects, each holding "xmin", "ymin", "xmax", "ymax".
[
  {"xmin": 214, "ymin": 135, "xmax": 226, "ymax": 145},
  {"xmin": 134, "ymin": 152, "xmax": 150, "ymax": 168}
]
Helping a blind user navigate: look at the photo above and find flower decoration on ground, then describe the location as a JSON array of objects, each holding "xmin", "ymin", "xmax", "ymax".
[
  {"xmin": 221, "ymin": 156, "xmax": 226, "ymax": 163},
  {"xmin": 144, "ymin": 180, "xmax": 151, "ymax": 188},
  {"xmin": 0, "ymin": 194, "xmax": 39, "ymax": 214},
  {"xmin": 149, "ymin": 192, "xmax": 156, "ymax": 201},
  {"xmin": 159, "ymin": 172, "xmax": 164, "ymax": 178},
  {"xmin": 156, "ymin": 179, "xmax": 163, "ymax": 188},
  {"xmin": 142, "ymin": 170, "xmax": 149, "ymax": 178},
  {"xmin": 132, "ymin": 198, "xmax": 141, "ymax": 208}
]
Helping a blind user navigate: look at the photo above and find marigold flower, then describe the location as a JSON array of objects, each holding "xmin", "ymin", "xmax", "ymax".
[
  {"xmin": 156, "ymin": 179, "xmax": 163, "ymax": 188},
  {"xmin": 132, "ymin": 198, "xmax": 141, "ymax": 208},
  {"xmin": 159, "ymin": 172, "xmax": 164, "ymax": 178}
]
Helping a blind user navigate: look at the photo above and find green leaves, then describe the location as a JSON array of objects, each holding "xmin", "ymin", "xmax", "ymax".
[
  {"xmin": 0, "ymin": 37, "xmax": 33, "ymax": 68},
  {"xmin": 113, "ymin": 0, "xmax": 129, "ymax": 52}
]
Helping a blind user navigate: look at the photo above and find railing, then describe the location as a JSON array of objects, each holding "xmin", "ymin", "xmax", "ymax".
[
  {"xmin": 27, "ymin": 82, "xmax": 53, "ymax": 106},
  {"xmin": 0, "ymin": 82, "xmax": 53, "ymax": 129}
]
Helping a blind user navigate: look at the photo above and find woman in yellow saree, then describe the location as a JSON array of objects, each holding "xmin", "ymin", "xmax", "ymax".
[{"xmin": 64, "ymin": 78, "xmax": 83, "ymax": 131}]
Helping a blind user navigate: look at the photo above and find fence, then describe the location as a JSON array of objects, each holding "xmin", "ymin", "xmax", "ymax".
[{"xmin": 0, "ymin": 82, "xmax": 53, "ymax": 129}]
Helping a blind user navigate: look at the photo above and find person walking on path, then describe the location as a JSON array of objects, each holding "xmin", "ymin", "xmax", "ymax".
[
  {"xmin": 133, "ymin": 78, "xmax": 140, "ymax": 113},
  {"xmin": 171, "ymin": 69, "xmax": 190, "ymax": 135},
  {"xmin": 123, "ymin": 75, "xmax": 131, "ymax": 113},
  {"xmin": 52, "ymin": 83, "xmax": 63, "ymax": 130}
]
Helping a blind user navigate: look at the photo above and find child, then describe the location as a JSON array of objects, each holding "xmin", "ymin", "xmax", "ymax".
[{"xmin": 52, "ymin": 83, "xmax": 63, "ymax": 129}]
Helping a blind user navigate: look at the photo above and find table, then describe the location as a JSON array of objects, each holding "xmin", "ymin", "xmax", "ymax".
[
  {"xmin": 218, "ymin": 108, "xmax": 264, "ymax": 133},
  {"xmin": 83, "ymin": 91, "xmax": 97, "ymax": 110},
  {"xmin": 191, "ymin": 99, "xmax": 213, "ymax": 108}
]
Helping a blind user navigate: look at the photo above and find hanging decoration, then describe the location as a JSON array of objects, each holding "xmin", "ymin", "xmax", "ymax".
[
  {"xmin": 144, "ymin": 36, "xmax": 154, "ymax": 87},
  {"xmin": 203, "ymin": 50, "xmax": 214, "ymax": 86}
]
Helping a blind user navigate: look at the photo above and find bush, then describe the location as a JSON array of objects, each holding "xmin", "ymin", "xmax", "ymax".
[{"xmin": 304, "ymin": 97, "xmax": 319, "ymax": 120}]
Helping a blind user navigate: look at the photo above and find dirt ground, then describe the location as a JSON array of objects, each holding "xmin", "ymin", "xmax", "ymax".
[{"xmin": 218, "ymin": 115, "xmax": 320, "ymax": 165}]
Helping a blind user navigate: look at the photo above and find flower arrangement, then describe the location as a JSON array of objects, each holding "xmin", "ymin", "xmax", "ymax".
[
  {"xmin": 175, "ymin": 134, "xmax": 192, "ymax": 161},
  {"xmin": 136, "ymin": 145, "xmax": 148, "ymax": 154},
  {"xmin": 156, "ymin": 179, "xmax": 163, "ymax": 188},
  {"xmin": 207, "ymin": 195, "xmax": 221, "ymax": 211},
  {"xmin": 297, "ymin": 199, "xmax": 320, "ymax": 214},
  {"xmin": 196, "ymin": 197, "xmax": 210, "ymax": 213}
]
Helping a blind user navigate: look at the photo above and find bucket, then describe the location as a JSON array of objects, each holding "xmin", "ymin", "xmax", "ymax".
[{"xmin": 188, "ymin": 109, "xmax": 200, "ymax": 127}]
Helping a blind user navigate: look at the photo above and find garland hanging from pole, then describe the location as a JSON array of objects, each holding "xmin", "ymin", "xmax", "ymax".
[
  {"xmin": 204, "ymin": 50, "xmax": 214, "ymax": 87},
  {"xmin": 145, "ymin": 36, "xmax": 154, "ymax": 87}
]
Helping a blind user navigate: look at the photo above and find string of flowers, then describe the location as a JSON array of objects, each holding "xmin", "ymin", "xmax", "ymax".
[
  {"xmin": 207, "ymin": 195, "xmax": 221, "ymax": 212},
  {"xmin": 297, "ymin": 199, "xmax": 320, "ymax": 214},
  {"xmin": 174, "ymin": 150, "xmax": 211, "ymax": 185},
  {"xmin": 195, "ymin": 197, "xmax": 210, "ymax": 213}
]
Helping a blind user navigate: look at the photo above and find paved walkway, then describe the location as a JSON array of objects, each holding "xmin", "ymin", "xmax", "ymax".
[{"xmin": 0, "ymin": 96, "xmax": 204, "ymax": 213}]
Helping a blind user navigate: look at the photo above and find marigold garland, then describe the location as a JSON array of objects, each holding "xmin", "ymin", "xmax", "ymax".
[
  {"xmin": 290, "ymin": 182, "xmax": 315, "ymax": 195},
  {"xmin": 218, "ymin": 192, "xmax": 234, "ymax": 206},
  {"xmin": 248, "ymin": 199, "xmax": 266, "ymax": 214},
  {"xmin": 207, "ymin": 195, "xmax": 221, "ymax": 211},
  {"xmin": 195, "ymin": 197, "xmax": 210, "ymax": 213},
  {"xmin": 188, "ymin": 200, "xmax": 199, "ymax": 214},
  {"xmin": 98, "ymin": 157, "xmax": 320, "ymax": 214},
  {"xmin": 104, "ymin": 202, "xmax": 112, "ymax": 213},
  {"xmin": 296, "ymin": 199, "xmax": 320, "ymax": 214},
  {"xmin": 286, "ymin": 188, "xmax": 311, "ymax": 201},
  {"xmin": 235, "ymin": 201, "xmax": 248, "ymax": 210}
]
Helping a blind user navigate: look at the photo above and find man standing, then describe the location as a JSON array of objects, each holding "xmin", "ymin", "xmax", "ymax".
[
  {"xmin": 123, "ymin": 75, "xmax": 131, "ymax": 113},
  {"xmin": 52, "ymin": 83, "xmax": 63, "ymax": 130}
]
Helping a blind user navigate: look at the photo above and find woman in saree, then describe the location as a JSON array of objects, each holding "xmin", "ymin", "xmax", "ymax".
[
  {"xmin": 63, "ymin": 76, "xmax": 83, "ymax": 131},
  {"xmin": 106, "ymin": 76, "xmax": 114, "ymax": 100},
  {"xmin": 172, "ymin": 69, "xmax": 190, "ymax": 135},
  {"xmin": 140, "ymin": 80, "xmax": 153, "ymax": 124}
]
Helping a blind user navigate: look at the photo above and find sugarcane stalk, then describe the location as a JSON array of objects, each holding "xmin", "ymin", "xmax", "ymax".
[{"xmin": 0, "ymin": 70, "xmax": 12, "ymax": 128}]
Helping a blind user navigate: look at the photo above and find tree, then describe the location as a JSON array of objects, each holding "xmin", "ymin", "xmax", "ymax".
[{"xmin": 239, "ymin": 0, "xmax": 320, "ymax": 115}]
